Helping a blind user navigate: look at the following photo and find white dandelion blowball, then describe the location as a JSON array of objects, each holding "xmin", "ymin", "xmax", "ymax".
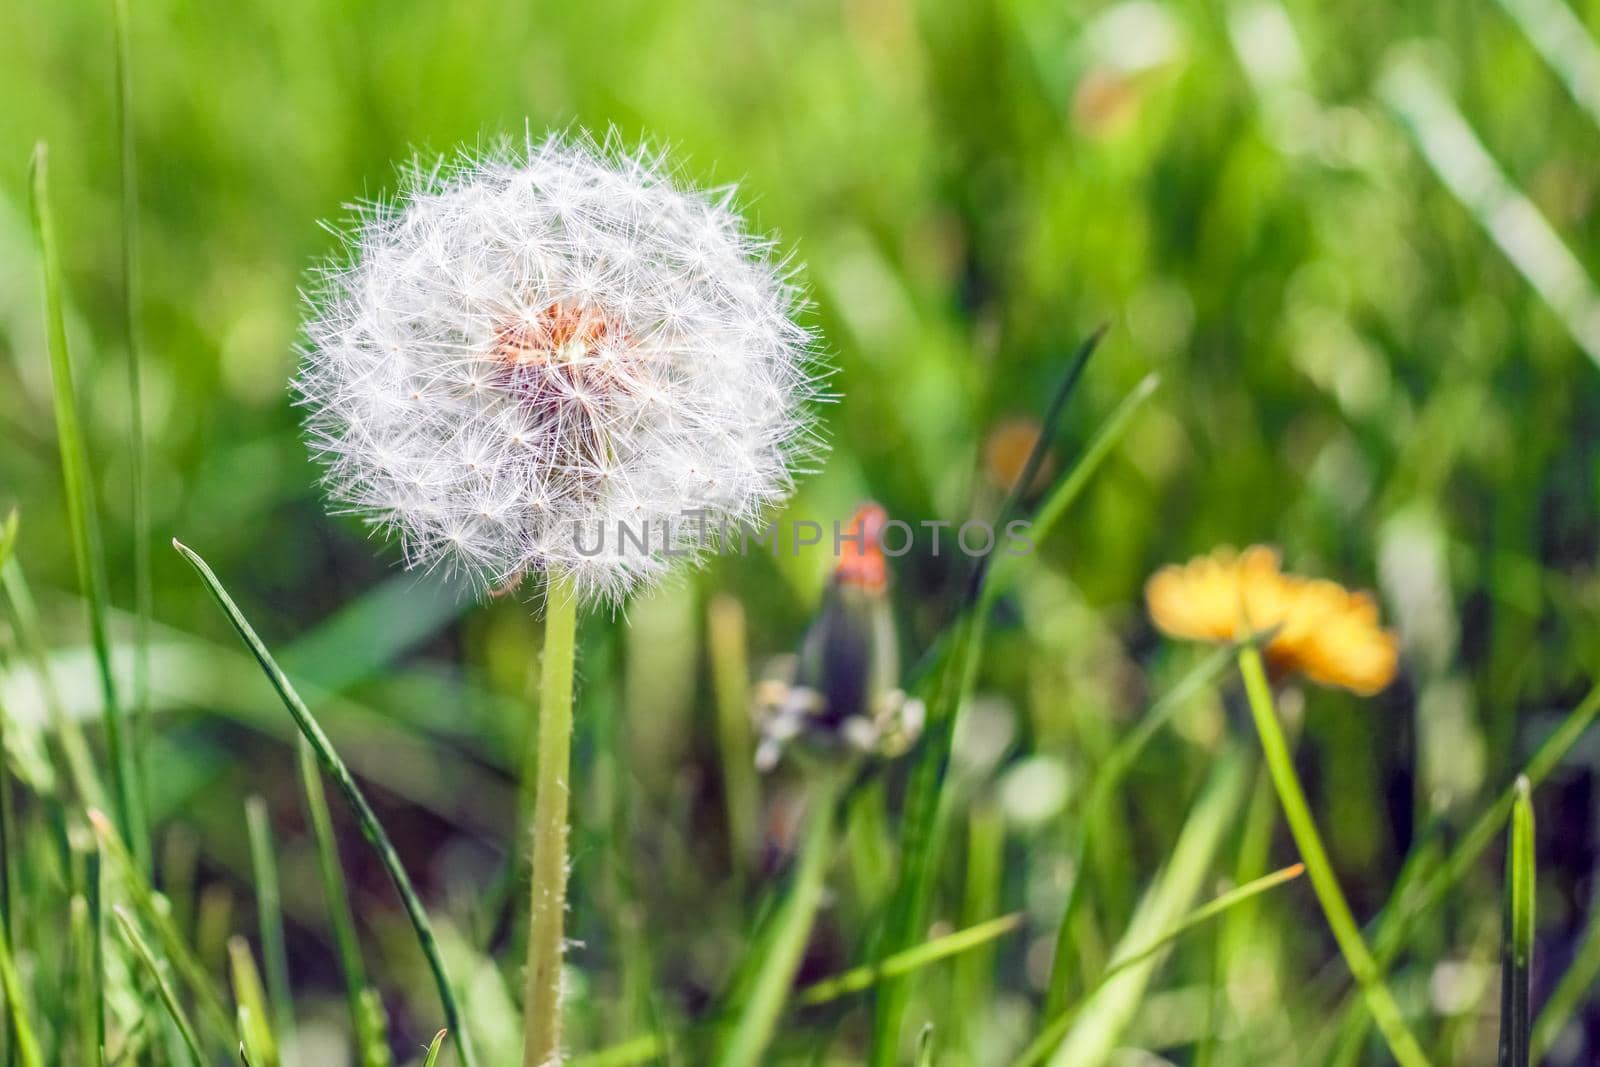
[{"xmin": 295, "ymin": 133, "xmax": 828, "ymax": 605}]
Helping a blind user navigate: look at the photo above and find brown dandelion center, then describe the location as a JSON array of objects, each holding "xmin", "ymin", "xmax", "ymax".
[
  {"xmin": 492, "ymin": 302, "xmax": 624, "ymax": 370},
  {"xmin": 489, "ymin": 301, "xmax": 637, "ymax": 479}
]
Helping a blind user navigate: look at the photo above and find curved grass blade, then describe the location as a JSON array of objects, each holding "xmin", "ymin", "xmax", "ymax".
[
  {"xmin": 422, "ymin": 1031, "xmax": 448, "ymax": 1067},
  {"xmin": 1010, "ymin": 861, "xmax": 1303, "ymax": 1067},
  {"xmin": 172, "ymin": 539, "xmax": 478, "ymax": 1067},
  {"xmin": 1498, "ymin": 776, "xmax": 1535, "ymax": 1067},
  {"xmin": 28, "ymin": 144, "xmax": 147, "ymax": 865},
  {"xmin": 113, "ymin": 905, "xmax": 206, "ymax": 1065}
]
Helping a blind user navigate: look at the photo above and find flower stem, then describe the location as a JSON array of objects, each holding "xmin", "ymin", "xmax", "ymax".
[
  {"xmin": 1236, "ymin": 645, "xmax": 1431, "ymax": 1067},
  {"xmin": 525, "ymin": 577, "xmax": 579, "ymax": 1067}
]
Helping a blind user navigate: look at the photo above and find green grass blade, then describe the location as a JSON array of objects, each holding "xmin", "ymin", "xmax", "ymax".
[
  {"xmin": 228, "ymin": 936, "xmax": 280, "ymax": 1067},
  {"xmin": 968, "ymin": 324, "xmax": 1106, "ymax": 603},
  {"xmin": 1018, "ymin": 746, "xmax": 1251, "ymax": 1067},
  {"xmin": 355, "ymin": 988, "xmax": 394, "ymax": 1067},
  {"xmin": 422, "ymin": 1030, "xmax": 448, "ymax": 1067},
  {"xmin": 81, "ymin": 828, "xmax": 107, "ymax": 1065},
  {"xmin": 982, "ymin": 372, "xmax": 1161, "ymax": 601},
  {"xmin": 113, "ymin": 905, "xmax": 206, "ymax": 1065},
  {"xmin": 1238, "ymin": 646, "xmax": 1430, "ymax": 1067},
  {"xmin": 1044, "ymin": 643, "xmax": 1234, "ymax": 1010},
  {"xmin": 714, "ymin": 775, "xmax": 844, "ymax": 1067},
  {"xmin": 1498, "ymin": 776, "xmax": 1535, "ymax": 1067},
  {"xmin": 798, "ymin": 912, "xmax": 1022, "ymax": 1006},
  {"xmin": 1532, "ymin": 868, "xmax": 1600, "ymax": 1057},
  {"xmin": 872, "ymin": 365, "xmax": 1161, "ymax": 1065},
  {"xmin": 1011, "ymin": 861, "xmax": 1301, "ymax": 1067},
  {"xmin": 172, "ymin": 539, "xmax": 478, "ymax": 1067},
  {"xmin": 111, "ymin": 0, "xmax": 154, "ymax": 880},
  {"xmin": 245, "ymin": 796, "xmax": 295, "ymax": 1057},
  {"xmin": 0, "ymin": 511, "xmax": 15, "ymax": 567},
  {"xmin": 70, "ymin": 893, "xmax": 102, "ymax": 1066},
  {"xmin": 1380, "ymin": 678, "xmax": 1600, "ymax": 955},
  {"xmin": 0, "ymin": 920, "xmax": 43, "ymax": 1067},
  {"xmin": 708, "ymin": 594, "xmax": 759, "ymax": 881},
  {"xmin": 0, "ymin": 558, "xmax": 107, "ymax": 810},
  {"xmin": 297, "ymin": 736, "xmax": 382, "ymax": 1064},
  {"xmin": 28, "ymin": 143, "xmax": 147, "ymax": 866},
  {"xmin": 571, "ymin": 911, "xmax": 1020, "ymax": 1067},
  {"xmin": 90, "ymin": 810, "xmax": 233, "ymax": 1039},
  {"xmin": 1330, "ymin": 678, "xmax": 1600, "ymax": 1057},
  {"xmin": 570, "ymin": 1034, "xmax": 664, "ymax": 1067}
]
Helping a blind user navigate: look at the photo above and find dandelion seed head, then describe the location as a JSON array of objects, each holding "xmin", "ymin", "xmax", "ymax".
[{"xmin": 295, "ymin": 132, "xmax": 827, "ymax": 605}]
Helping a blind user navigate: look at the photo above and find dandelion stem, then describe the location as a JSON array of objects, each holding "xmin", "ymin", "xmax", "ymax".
[
  {"xmin": 1236, "ymin": 645, "xmax": 1431, "ymax": 1067},
  {"xmin": 524, "ymin": 576, "xmax": 579, "ymax": 1067}
]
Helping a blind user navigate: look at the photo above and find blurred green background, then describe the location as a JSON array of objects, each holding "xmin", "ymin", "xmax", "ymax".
[{"xmin": 4, "ymin": 0, "xmax": 1600, "ymax": 1063}]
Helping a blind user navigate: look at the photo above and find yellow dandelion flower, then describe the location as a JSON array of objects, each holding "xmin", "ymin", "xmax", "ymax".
[{"xmin": 1145, "ymin": 545, "xmax": 1399, "ymax": 695}]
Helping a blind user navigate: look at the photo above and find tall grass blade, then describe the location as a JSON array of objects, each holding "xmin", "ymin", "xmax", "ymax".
[
  {"xmin": 1331, "ymin": 678, "xmax": 1600, "ymax": 1058},
  {"xmin": 113, "ymin": 905, "xmax": 206, "ymax": 1065},
  {"xmin": 171, "ymin": 539, "xmax": 478, "ymax": 1067},
  {"xmin": 70, "ymin": 894, "xmax": 101, "ymax": 1066},
  {"xmin": 1045, "ymin": 643, "xmax": 1234, "ymax": 1011},
  {"xmin": 1237, "ymin": 645, "xmax": 1430, "ymax": 1067},
  {"xmin": 245, "ymin": 797, "xmax": 294, "ymax": 1058},
  {"xmin": 1498, "ymin": 776, "xmax": 1535, "ymax": 1067},
  {"xmin": 297, "ymin": 736, "xmax": 386, "ymax": 1065},
  {"xmin": 0, "ymin": 919, "xmax": 42, "ymax": 1067},
  {"xmin": 110, "ymin": 0, "xmax": 153, "ymax": 861},
  {"xmin": 1011, "ymin": 860, "xmax": 1301, "ymax": 1067},
  {"xmin": 1023, "ymin": 746, "xmax": 1251, "ymax": 1067},
  {"xmin": 871, "ymin": 353, "xmax": 1157, "ymax": 1066},
  {"xmin": 27, "ymin": 143, "xmax": 147, "ymax": 866}
]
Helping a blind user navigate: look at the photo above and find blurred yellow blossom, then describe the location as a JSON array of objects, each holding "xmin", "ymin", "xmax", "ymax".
[{"xmin": 1145, "ymin": 545, "xmax": 1399, "ymax": 695}]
